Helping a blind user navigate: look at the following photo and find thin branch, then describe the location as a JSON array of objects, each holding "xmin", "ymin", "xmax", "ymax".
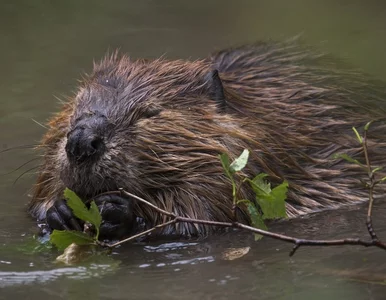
[
  {"xmin": 362, "ymin": 125, "xmax": 379, "ymax": 241},
  {"xmin": 119, "ymin": 189, "xmax": 175, "ymax": 218},
  {"xmin": 102, "ymin": 189, "xmax": 386, "ymax": 256},
  {"xmin": 104, "ymin": 219, "xmax": 177, "ymax": 248}
]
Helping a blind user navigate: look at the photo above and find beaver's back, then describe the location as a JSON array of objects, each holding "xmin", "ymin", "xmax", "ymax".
[{"xmin": 210, "ymin": 41, "xmax": 386, "ymax": 216}]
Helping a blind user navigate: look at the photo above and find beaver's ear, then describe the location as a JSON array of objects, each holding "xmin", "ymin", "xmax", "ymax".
[{"xmin": 204, "ymin": 69, "xmax": 226, "ymax": 111}]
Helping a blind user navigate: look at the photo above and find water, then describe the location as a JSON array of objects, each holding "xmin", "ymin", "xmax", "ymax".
[{"xmin": 1, "ymin": 0, "xmax": 386, "ymax": 299}]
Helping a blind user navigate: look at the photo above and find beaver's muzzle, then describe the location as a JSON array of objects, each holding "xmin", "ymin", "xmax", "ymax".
[{"xmin": 65, "ymin": 113, "xmax": 109, "ymax": 163}]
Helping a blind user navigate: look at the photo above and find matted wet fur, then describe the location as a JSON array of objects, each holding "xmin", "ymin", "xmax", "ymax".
[{"xmin": 29, "ymin": 39, "xmax": 386, "ymax": 237}]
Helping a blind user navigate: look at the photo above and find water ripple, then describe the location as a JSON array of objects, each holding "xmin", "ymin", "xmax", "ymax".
[{"xmin": 0, "ymin": 263, "xmax": 118, "ymax": 288}]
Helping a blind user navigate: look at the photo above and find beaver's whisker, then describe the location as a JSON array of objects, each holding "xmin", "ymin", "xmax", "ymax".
[
  {"xmin": 13, "ymin": 165, "xmax": 41, "ymax": 185},
  {"xmin": 0, "ymin": 144, "xmax": 39, "ymax": 154},
  {"xmin": 31, "ymin": 119, "xmax": 48, "ymax": 129},
  {"xmin": 34, "ymin": 176, "xmax": 53, "ymax": 187},
  {"xmin": 1, "ymin": 157, "xmax": 41, "ymax": 176}
]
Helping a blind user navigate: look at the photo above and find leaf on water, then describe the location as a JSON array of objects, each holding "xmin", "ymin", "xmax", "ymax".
[
  {"xmin": 352, "ymin": 127, "xmax": 363, "ymax": 144},
  {"xmin": 219, "ymin": 153, "xmax": 232, "ymax": 179},
  {"xmin": 333, "ymin": 153, "xmax": 364, "ymax": 168},
  {"xmin": 50, "ymin": 230, "xmax": 94, "ymax": 251},
  {"xmin": 221, "ymin": 247, "xmax": 250, "ymax": 261},
  {"xmin": 7, "ymin": 236, "xmax": 52, "ymax": 255},
  {"xmin": 64, "ymin": 188, "xmax": 102, "ymax": 229},
  {"xmin": 245, "ymin": 200, "xmax": 267, "ymax": 241},
  {"xmin": 230, "ymin": 149, "xmax": 250, "ymax": 172},
  {"xmin": 56, "ymin": 243, "xmax": 96, "ymax": 265},
  {"xmin": 23, "ymin": 241, "xmax": 53, "ymax": 254}
]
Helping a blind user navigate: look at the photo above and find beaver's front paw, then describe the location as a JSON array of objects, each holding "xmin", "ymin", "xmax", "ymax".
[
  {"xmin": 93, "ymin": 194, "xmax": 136, "ymax": 241},
  {"xmin": 46, "ymin": 199, "xmax": 84, "ymax": 232}
]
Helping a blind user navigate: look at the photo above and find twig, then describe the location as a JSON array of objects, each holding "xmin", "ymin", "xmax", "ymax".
[
  {"xmin": 101, "ymin": 189, "xmax": 386, "ymax": 256},
  {"xmin": 104, "ymin": 219, "xmax": 177, "ymax": 248},
  {"xmin": 362, "ymin": 124, "xmax": 379, "ymax": 241},
  {"xmin": 118, "ymin": 188, "xmax": 175, "ymax": 218}
]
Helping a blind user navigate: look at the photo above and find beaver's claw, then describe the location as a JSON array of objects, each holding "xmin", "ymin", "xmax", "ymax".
[
  {"xmin": 94, "ymin": 193, "xmax": 136, "ymax": 241},
  {"xmin": 46, "ymin": 194, "xmax": 136, "ymax": 241},
  {"xmin": 46, "ymin": 199, "xmax": 83, "ymax": 232}
]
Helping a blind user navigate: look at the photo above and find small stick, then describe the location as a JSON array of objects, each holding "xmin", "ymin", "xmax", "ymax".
[
  {"xmin": 362, "ymin": 124, "xmax": 379, "ymax": 241},
  {"xmin": 100, "ymin": 189, "xmax": 386, "ymax": 256},
  {"xmin": 106, "ymin": 219, "xmax": 177, "ymax": 248}
]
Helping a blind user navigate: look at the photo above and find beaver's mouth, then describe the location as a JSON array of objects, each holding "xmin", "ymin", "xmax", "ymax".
[{"xmin": 60, "ymin": 160, "xmax": 119, "ymax": 199}]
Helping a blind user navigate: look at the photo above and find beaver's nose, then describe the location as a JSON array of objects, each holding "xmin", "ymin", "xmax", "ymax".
[{"xmin": 65, "ymin": 127, "xmax": 105, "ymax": 163}]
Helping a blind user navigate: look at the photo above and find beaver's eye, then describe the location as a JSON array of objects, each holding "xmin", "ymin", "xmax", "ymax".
[
  {"xmin": 204, "ymin": 69, "xmax": 226, "ymax": 112},
  {"xmin": 142, "ymin": 108, "xmax": 161, "ymax": 119}
]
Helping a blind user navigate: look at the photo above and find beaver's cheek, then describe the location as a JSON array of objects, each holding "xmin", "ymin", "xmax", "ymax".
[{"xmin": 58, "ymin": 139, "xmax": 71, "ymax": 183}]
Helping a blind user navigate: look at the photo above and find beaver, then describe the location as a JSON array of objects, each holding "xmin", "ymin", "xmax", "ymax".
[{"xmin": 29, "ymin": 40, "xmax": 386, "ymax": 240}]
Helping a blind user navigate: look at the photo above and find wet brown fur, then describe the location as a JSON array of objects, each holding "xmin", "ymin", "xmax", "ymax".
[{"xmin": 29, "ymin": 40, "xmax": 386, "ymax": 235}]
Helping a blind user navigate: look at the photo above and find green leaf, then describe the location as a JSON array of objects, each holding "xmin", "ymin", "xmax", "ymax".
[
  {"xmin": 230, "ymin": 149, "xmax": 249, "ymax": 172},
  {"xmin": 50, "ymin": 230, "xmax": 95, "ymax": 251},
  {"xmin": 372, "ymin": 167, "xmax": 383, "ymax": 174},
  {"xmin": 379, "ymin": 176, "xmax": 386, "ymax": 183},
  {"xmin": 19, "ymin": 238, "xmax": 52, "ymax": 254},
  {"xmin": 64, "ymin": 188, "xmax": 102, "ymax": 230},
  {"xmin": 352, "ymin": 127, "xmax": 363, "ymax": 144},
  {"xmin": 3, "ymin": 236, "xmax": 52, "ymax": 255},
  {"xmin": 333, "ymin": 153, "xmax": 364, "ymax": 168},
  {"xmin": 249, "ymin": 179, "xmax": 288, "ymax": 220},
  {"xmin": 364, "ymin": 121, "xmax": 373, "ymax": 131},
  {"xmin": 219, "ymin": 153, "xmax": 233, "ymax": 179},
  {"xmin": 248, "ymin": 173, "xmax": 271, "ymax": 195},
  {"xmin": 88, "ymin": 201, "xmax": 102, "ymax": 239},
  {"xmin": 263, "ymin": 182, "xmax": 288, "ymax": 219},
  {"xmin": 244, "ymin": 200, "xmax": 267, "ymax": 241}
]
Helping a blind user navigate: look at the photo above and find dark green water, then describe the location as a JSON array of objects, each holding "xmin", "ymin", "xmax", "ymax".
[{"xmin": 1, "ymin": 1, "xmax": 386, "ymax": 299}]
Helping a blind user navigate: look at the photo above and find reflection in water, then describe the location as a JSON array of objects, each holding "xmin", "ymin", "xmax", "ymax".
[
  {"xmin": 0, "ymin": 266, "xmax": 103, "ymax": 287},
  {"xmin": 138, "ymin": 256, "xmax": 215, "ymax": 269},
  {"xmin": 1, "ymin": 0, "xmax": 386, "ymax": 299},
  {"xmin": 144, "ymin": 242, "xmax": 199, "ymax": 252}
]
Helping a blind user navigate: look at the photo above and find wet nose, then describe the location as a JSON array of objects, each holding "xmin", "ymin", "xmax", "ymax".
[{"xmin": 65, "ymin": 127, "xmax": 105, "ymax": 163}]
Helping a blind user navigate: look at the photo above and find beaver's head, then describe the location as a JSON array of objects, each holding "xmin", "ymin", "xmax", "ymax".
[{"xmin": 57, "ymin": 54, "xmax": 255, "ymax": 203}]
